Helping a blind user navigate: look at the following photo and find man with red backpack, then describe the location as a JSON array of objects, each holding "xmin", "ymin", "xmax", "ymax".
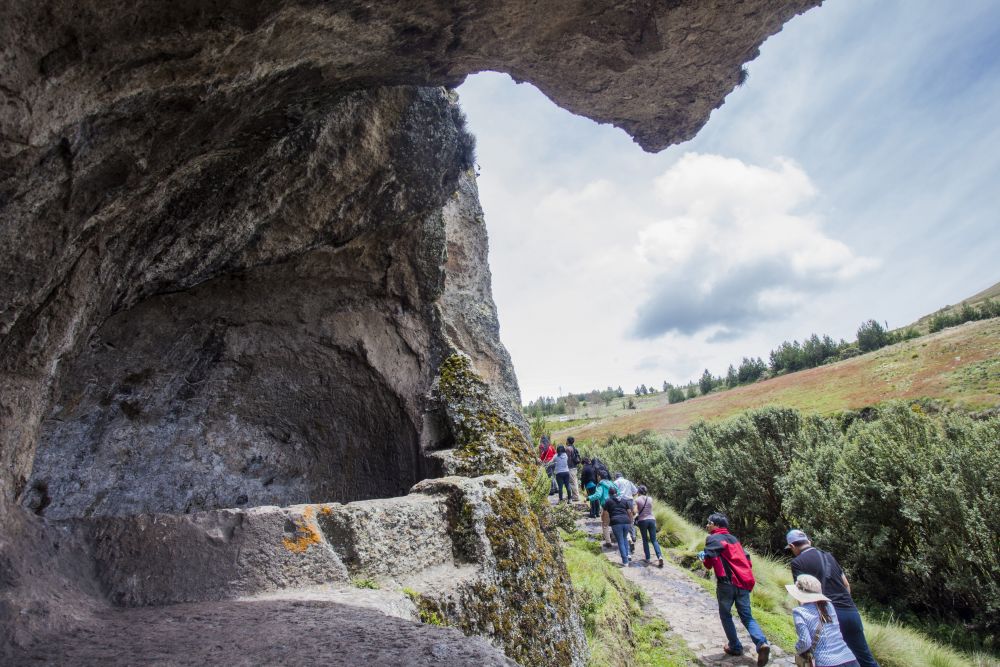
[{"xmin": 698, "ymin": 512, "xmax": 771, "ymax": 666}]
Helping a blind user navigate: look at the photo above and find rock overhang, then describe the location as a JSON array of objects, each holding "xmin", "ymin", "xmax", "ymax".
[
  {"xmin": 1, "ymin": 1, "xmax": 824, "ymax": 663},
  {"xmin": 2, "ymin": 0, "xmax": 822, "ymax": 155}
]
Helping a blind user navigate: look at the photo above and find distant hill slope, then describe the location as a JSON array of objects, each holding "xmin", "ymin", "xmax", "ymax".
[
  {"xmin": 904, "ymin": 279, "xmax": 1000, "ymax": 333},
  {"xmin": 558, "ymin": 317, "xmax": 1000, "ymax": 444}
]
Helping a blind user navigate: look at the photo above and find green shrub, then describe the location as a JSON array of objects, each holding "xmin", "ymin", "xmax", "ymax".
[
  {"xmin": 839, "ymin": 344, "xmax": 862, "ymax": 359},
  {"xmin": 654, "ymin": 502, "xmax": 993, "ymax": 667},
  {"xmin": 667, "ymin": 387, "xmax": 686, "ymax": 404},
  {"xmin": 857, "ymin": 319, "xmax": 890, "ymax": 352},
  {"xmin": 790, "ymin": 405, "xmax": 1000, "ymax": 640},
  {"xmin": 685, "ymin": 407, "xmax": 802, "ymax": 549},
  {"xmin": 593, "ymin": 403, "xmax": 1000, "ymax": 652},
  {"xmin": 550, "ymin": 501, "xmax": 579, "ymax": 532}
]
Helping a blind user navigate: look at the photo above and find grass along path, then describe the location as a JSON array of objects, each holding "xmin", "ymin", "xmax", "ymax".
[
  {"xmin": 557, "ymin": 496, "xmax": 996, "ymax": 666},
  {"xmin": 651, "ymin": 503, "xmax": 998, "ymax": 667},
  {"xmin": 557, "ymin": 318, "xmax": 1000, "ymax": 444},
  {"xmin": 566, "ymin": 499, "xmax": 794, "ymax": 667},
  {"xmin": 561, "ymin": 528, "xmax": 699, "ymax": 666}
]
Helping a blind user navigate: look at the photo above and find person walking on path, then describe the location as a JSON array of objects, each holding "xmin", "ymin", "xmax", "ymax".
[
  {"xmin": 633, "ymin": 486, "xmax": 663, "ymax": 568},
  {"xmin": 538, "ymin": 436, "xmax": 555, "ymax": 463},
  {"xmin": 613, "ymin": 472, "xmax": 638, "ymax": 543},
  {"xmin": 699, "ymin": 513, "xmax": 771, "ymax": 666},
  {"xmin": 592, "ymin": 457, "xmax": 610, "ymax": 481},
  {"xmin": 564, "ymin": 437, "xmax": 581, "ymax": 502},
  {"xmin": 587, "ymin": 471, "xmax": 617, "ymax": 545},
  {"xmin": 786, "ymin": 530, "xmax": 879, "ymax": 667},
  {"xmin": 580, "ymin": 458, "xmax": 599, "ymax": 518},
  {"xmin": 786, "ymin": 574, "xmax": 860, "ymax": 667},
  {"xmin": 552, "ymin": 445, "xmax": 572, "ymax": 504},
  {"xmin": 604, "ymin": 486, "xmax": 634, "ymax": 566}
]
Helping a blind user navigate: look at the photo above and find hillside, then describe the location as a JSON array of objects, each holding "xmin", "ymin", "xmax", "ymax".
[
  {"xmin": 904, "ymin": 279, "xmax": 1000, "ymax": 334},
  {"xmin": 556, "ymin": 317, "xmax": 1000, "ymax": 444}
]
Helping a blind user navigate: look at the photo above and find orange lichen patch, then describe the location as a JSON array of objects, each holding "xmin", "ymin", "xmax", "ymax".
[
  {"xmin": 282, "ymin": 505, "xmax": 323, "ymax": 553},
  {"xmin": 318, "ymin": 505, "xmax": 333, "ymax": 515}
]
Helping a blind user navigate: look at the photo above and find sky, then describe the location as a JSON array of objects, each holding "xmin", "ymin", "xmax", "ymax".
[{"xmin": 455, "ymin": 0, "xmax": 1000, "ymax": 403}]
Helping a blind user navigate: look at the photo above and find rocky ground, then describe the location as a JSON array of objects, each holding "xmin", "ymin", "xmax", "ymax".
[
  {"xmin": 573, "ymin": 506, "xmax": 794, "ymax": 667},
  {"xmin": 8, "ymin": 597, "xmax": 517, "ymax": 666}
]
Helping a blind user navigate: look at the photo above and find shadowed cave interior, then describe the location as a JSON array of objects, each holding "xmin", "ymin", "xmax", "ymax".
[{"xmin": 23, "ymin": 227, "xmax": 450, "ymax": 520}]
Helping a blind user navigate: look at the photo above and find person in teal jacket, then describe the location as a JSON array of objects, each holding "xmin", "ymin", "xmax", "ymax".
[{"xmin": 587, "ymin": 471, "xmax": 618, "ymax": 546}]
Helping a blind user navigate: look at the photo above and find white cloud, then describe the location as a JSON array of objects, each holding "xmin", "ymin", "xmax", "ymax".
[
  {"xmin": 631, "ymin": 153, "xmax": 878, "ymax": 338},
  {"xmin": 457, "ymin": 0, "xmax": 1000, "ymax": 401}
]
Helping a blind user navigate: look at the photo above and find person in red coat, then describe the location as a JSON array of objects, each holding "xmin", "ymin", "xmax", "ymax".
[
  {"xmin": 538, "ymin": 435, "xmax": 555, "ymax": 463},
  {"xmin": 698, "ymin": 513, "xmax": 771, "ymax": 666}
]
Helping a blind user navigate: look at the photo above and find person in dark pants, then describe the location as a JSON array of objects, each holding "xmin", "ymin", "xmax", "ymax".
[
  {"xmin": 700, "ymin": 513, "xmax": 770, "ymax": 667},
  {"xmin": 786, "ymin": 529, "xmax": 880, "ymax": 667},
  {"xmin": 633, "ymin": 485, "xmax": 663, "ymax": 568},
  {"xmin": 580, "ymin": 458, "xmax": 598, "ymax": 517},
  {"xmin": 604, "ymin": 486, "xmax": 634, "ymax": 565},
  {"xmin": 552, "ymin": 445, "xmax": 572, "ymax": 504}
]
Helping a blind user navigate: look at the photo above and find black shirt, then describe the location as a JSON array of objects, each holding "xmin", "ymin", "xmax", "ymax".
[
  {"xmin": 580, "ymin": 464, "xmax": 596, "ymax": 487},
  {"xmin": 790, "ymin": 547, "xmax": 856, "ymax": 609},
  {"xmin": 605, "ymin": 497, "xmax": 632, "ymax": 525}
]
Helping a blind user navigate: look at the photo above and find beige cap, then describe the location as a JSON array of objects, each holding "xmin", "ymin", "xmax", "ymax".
[{"xmin": 785, "ymin": 574, "xmax": 831, "ymax": 604}]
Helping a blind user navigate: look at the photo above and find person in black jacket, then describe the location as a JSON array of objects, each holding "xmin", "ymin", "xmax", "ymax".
[
  {"xmin": 580, "ymin": 458, "xmax": 598, "ymax": 517},
  {"xmin": 604, "ymin": 487, "xmax": 634, "ymax": 566},
  {"xmin": 786, "ymin": 529, "xmax": 879, "ymax": 667}
]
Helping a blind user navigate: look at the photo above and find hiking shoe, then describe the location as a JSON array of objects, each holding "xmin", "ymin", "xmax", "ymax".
[
  {"xmin": 723, "ymin": 645, "xmax": 743, "ymax": 657},
  {"xmin": 756, "ymin": 644, "xmax": 770, "ymax": 666},
  {"xmin": 657, "ymin": 558, "xmax": 664, "ymax": 568}
]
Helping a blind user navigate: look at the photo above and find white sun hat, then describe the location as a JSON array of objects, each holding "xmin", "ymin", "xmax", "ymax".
[{"xmin": 785, "ymin": 574, "xmax": 832, "ymax": 604}]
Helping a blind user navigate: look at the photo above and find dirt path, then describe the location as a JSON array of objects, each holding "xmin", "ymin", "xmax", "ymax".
[{"xmin": 575, "ymin": 510, "xmax": 794, "ymax": 667}]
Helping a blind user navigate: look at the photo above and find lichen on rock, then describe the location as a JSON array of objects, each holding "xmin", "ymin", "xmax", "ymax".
[{"xmin": 433, "ymin": 352, "xmax": 536, "ymax": 482}]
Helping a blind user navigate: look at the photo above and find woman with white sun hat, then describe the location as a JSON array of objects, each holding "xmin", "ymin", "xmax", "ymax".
[{"xmin": 787, "ymin": 574, "xmax": 860, "ymax": 667}]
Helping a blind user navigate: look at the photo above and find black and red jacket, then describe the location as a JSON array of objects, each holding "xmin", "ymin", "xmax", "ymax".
[{"xmin": 703, "ymin": 528, "xmax": 756, "ymax": 591}]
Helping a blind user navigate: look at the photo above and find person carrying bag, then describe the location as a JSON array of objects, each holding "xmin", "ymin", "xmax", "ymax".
[{"xmin": 786, "ymin": 575, "xmax": 859, "ymax": 667}]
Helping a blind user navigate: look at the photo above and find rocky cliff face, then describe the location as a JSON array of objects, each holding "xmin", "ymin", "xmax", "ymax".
[{"xmin": 1, "ymin": 0, "xmax": 819, "ymax": 663}]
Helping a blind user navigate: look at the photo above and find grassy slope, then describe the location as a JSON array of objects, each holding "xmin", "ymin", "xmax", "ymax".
[
  {"xmin": 651, "ymin": 504, "xmax": 999, "ymax": 667},
  {"xmin": 906, "ymin": 279, "xmax": 1000, "ymax": 334},
  {"xmin": 557, "ymin": 317, "xmax": 1000, "ymax": 444},
  {"xmin": 561, "ymin": 529, "xmax": 698, "ymax": 666}
]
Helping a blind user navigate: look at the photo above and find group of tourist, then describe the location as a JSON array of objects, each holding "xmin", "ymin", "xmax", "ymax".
[
  {"xmin": 540, "ymin": 435, "xmax": 664, "ymax": 568},
  {"xmin": 538, "ymin": 436, "xmax": 879, "ymax": 667}
]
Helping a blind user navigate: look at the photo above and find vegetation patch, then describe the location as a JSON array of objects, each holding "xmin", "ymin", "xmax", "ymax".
[
  {"xmin": 560, "ymin": 318, "xmax": 1000, "ymax": 443},
  {"xmin": 402, "ymin": 587, "xmax": 446, "ymax": 626},
  {"xmin": 350, "ymin": 577, "xmax": 379, "ymax": 590},
  {"xmin": 437, "ymin": 353, "xmax": 535, "ymax": 481},
  {"xmin": 595, "ymin": 434, "xmax": 1000, "ymax": 667},
  {"xmin": 561, "ymin": 528, "xmax": 695, "ymax": 666}
]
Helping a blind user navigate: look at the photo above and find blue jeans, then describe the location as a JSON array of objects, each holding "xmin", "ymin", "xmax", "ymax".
[
  {"xmin": 611, "ymin": 523, "xmax": 631, "ymax": 564},
  {"xmin": 555, "ymin": 472, "xmax": 571, "ymax": 501},
  {"xmin": 636, "ymin": 519, "xmax": 662, "ymax": 560},
  {"xmin": 835, "ymin": 606, "xmax": 879, "ymax": 667},
  {"xmin": 716, "ymin": 581, "xmax": 767, "ymax": 652}
]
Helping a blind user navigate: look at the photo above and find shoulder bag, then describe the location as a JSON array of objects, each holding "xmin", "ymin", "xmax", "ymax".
[
  {"xmin": 795, "ymin": 616, "xmax": 824, "ymax": 667},
  {"xmin": 634, "ymin": 497, "xmax": 649, "ymax": 525}
]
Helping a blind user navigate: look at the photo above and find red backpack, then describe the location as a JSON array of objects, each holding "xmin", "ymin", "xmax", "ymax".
[{"xmin": 709, "ymin": 531, "xmax": 756, "ymax": 591}]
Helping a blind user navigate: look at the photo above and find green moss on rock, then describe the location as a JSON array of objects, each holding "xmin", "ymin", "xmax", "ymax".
[
  {"xmin": 436, "ymin": 353, "xmax": 535, "ymax": 481},
  {"xmin": 441, "ymin": 486, "xmax": 583, "ymax": 665}
]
